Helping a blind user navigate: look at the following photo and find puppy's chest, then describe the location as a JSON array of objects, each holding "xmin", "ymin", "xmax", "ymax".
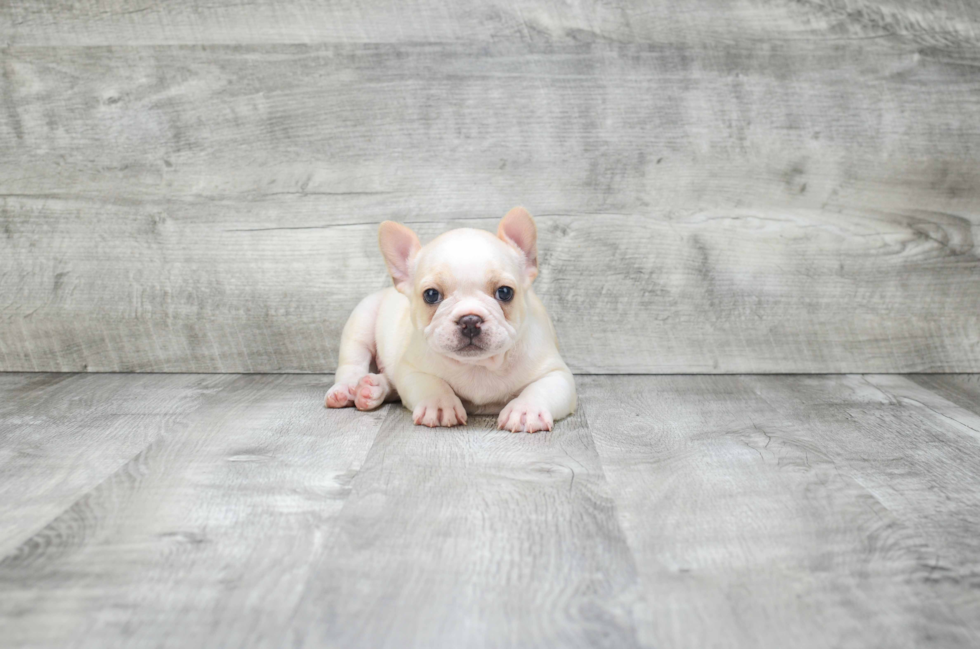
[{"xmin": 444, "ymin": 366, "xmax": 524, "ymax": 405}]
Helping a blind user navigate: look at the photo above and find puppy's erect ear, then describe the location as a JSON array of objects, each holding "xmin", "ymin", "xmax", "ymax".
[
  {"xmin": 378, "ymin": 221, "xmax": 422, "ymax": 294},
  {"xmin": 497, "ymin": 206, "xmax": 538, "ymax": 282}
]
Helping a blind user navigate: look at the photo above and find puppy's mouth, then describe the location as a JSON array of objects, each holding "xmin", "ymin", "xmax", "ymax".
[{"xmin": 454, "ymin": 341, "xmax": 485, "ymax": 354}]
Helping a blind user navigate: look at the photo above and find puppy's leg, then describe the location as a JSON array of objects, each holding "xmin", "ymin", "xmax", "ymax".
[
  {"xmin": 498, "ymin": 369, "xmax": 576, "ymax": 433},
  {"xmin": 395, "ymin": 369, "xmax": 467, "ymax": 428},
  {"xmin": 325, "ymin": 291, "xmax": 385, "ymax": 408}
]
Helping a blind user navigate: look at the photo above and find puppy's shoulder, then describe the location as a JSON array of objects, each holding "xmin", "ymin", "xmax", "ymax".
[
  {"xmin": 376, "ymin": 286, "xmax": 406, "ymax": 307},
  {"xmin": 524, "ymin": 288, "xmax": 559, "ymax": 342}
]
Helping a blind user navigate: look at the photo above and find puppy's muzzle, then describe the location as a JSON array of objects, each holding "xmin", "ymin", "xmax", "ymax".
[{"xmin": 458, "ymin": 315, "xmax": 483, "ymax": 339}]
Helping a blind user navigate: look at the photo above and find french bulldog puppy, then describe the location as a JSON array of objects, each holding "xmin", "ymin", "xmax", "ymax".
[{"xmin": 325, "ymin": 207, "xmax": 576, "ymax": 433}]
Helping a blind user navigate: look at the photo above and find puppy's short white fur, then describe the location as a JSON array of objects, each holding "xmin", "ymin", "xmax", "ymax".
[{"xmin": 325, "ymin": 207, "xmax": 576, "ymax": 433}]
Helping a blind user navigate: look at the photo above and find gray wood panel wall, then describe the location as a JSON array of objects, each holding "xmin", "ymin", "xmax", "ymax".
[{"xmin": 1, "ymin": 1, "xmax": 979, "ymax": 373}]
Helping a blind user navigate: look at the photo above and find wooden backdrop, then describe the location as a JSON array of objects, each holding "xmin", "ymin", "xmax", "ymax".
[{"xmin": 1, "ymin": 1, "xmax": 978, "ymax": 373}]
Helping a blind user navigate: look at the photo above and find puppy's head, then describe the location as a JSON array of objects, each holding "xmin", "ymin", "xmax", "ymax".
[{"xmin": 378, "ymin": 207, "xmax": 539, "ymax": 363}]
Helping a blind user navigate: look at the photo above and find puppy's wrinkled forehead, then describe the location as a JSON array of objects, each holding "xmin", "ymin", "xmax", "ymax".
[{"xmin": 415, "ymin": 229, "xmax": 520, "ymax": 286}]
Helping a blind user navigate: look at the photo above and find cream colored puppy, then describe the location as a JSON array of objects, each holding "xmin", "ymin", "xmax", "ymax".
[{"xmin": 324, "ymin": 207, "xmax": 576, "ymax": 433}]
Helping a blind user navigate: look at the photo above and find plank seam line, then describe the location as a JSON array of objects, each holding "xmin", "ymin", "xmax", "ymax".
[
  {"xmin": 0, "ymin": 374, "xmax": 246, "ymax": 563},
  {"xmin": 281, "ymin": 402, "xmax": 396, "ymax": 628},
  {"xmin": 571, "ymin": 396, "xmax": 654, "ymax": 638},
  {"xmin": 866, "ymin": 375, "xmax": 980, "ymax": 441},
  {"xmin": 2, "ymin": 372, "xmax": 980, "ymax": 377}
]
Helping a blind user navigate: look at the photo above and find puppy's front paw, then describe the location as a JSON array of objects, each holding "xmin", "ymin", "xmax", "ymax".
[
  {"xmin": 412, "ymin": 394, "xmax": 467, "ymax": 428},
  {"xmin": 325, "ymin": 383, "xmax": 355, "ymax": 408},
  {"xmin": 498, "ymin": 398, "xmax": 553, "ymax": 433},
  {"xmin": 354, "ymin": 373, "xmax": 389, "ymax": 411}
]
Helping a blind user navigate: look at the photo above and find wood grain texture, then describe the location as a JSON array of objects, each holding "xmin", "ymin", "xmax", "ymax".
[
  {"xmin": 288, "ymin": 405, "xmax": 646, "ymax": 649},
  {"xmin": 0, "ymin": 372, "xmax": 234, "ymax": 556},
  {"xmin": 746, "ymin": 374, "xmax": 980, "ymax": 639},
  {"xmin": 908, "ymin": 375, "xmax": 980, "ymax": 416},
  {"xmin": 0, "ymin": 374, "xmax": 385, "ymax": 649},
  {"xmin": 2, "ymin": 373, "xmax": 980, "ymax": 647},
  {"xmin": 2, "ymin": 37, "xmax": 979, "ymax": 373},
  {"xmin": 2, "ymin": 0, "xmax": 979, "ymax": 46},
  {"xmin": 582, "ymin": 374, "xmax": 980, "ymax": 648}
]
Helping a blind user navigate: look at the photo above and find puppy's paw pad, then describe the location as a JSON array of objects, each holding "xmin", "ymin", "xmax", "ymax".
[
  {"xmin": 497, "ymin": 399, "xmax": 553, "ymax": 433},
  {"xmin": 412, "ymin": 394, "xmax": 467, "ymax": 428},
  {"xmin": 354, "ymin": 373, "xmax": 387, "ymax": 411},
  {"xmin": 325, "ymin": 383, "xmax": 356, "ymax": 408}
]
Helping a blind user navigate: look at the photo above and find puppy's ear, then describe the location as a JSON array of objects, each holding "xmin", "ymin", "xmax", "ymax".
[
  {"xmin": 378, "ymin": 221, "xmax": 422, "ymax": 294},
  {"xmin": 497, "ymin": 206, "xmax": 538, "ymax": 282}
]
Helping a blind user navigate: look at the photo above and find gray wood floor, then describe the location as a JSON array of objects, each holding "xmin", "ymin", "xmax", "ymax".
[{"xmin": 2, "ymin": 373, "xmax": 979, "ymax": 647}]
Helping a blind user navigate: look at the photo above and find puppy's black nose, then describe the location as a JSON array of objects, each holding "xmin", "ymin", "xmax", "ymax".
[{"xmin": 458, "ymin": 315, "xmax": 483, "ymax": 339}]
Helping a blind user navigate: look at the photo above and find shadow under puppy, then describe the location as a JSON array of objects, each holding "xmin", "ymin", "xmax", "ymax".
[{"xmin": 325, "ymin": 207, "xmax": 576, "ymax": 433}]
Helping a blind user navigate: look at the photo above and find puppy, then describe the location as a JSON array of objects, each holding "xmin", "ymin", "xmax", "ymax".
[{"xmin": 325, "ymin": 207, "xmax": 576, "ymax": 433}]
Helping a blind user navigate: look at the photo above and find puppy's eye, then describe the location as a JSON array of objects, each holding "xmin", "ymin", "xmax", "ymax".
[
  {"xmin": 495, "ymin": 286, "xmax": 514, "ymax": 302},
  {"xmin": 422, "ymin": 288, "xmax": 441, "ymax": 304}
]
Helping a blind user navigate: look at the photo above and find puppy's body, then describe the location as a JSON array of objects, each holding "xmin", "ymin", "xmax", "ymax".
[{"xmin": 326, "ymin": 209, "xmax": 576, "ymax": 433}]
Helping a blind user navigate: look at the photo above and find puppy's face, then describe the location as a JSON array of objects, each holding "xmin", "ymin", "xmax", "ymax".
[{"xmin": 379, "ymin": 207, "xmax": 539, "ymax": 364}]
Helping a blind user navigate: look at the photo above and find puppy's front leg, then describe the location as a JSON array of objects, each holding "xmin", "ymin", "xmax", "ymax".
[
  {"xmin": 499, "ymin": 370, "xmax": 577, "ymax": 433},
  {"xmin": 397, "ymin": 370, "xmax": 468, "ymax": 428}
]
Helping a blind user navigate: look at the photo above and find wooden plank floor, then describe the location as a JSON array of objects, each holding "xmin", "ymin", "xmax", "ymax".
[{"xmin": 1, "ymin": 374, "xmax": 979, "ymax": 648}]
